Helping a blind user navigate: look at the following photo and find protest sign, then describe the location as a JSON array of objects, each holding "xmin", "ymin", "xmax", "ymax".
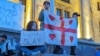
[
  {"xmin": 0, "ymin": 1, "xmax": 24, "ymax": 30},
  {"xmin": 20, "ymin": 31, "xmax": 45, "ymax": 46}
]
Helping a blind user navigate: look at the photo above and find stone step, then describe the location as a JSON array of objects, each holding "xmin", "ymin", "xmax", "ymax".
[{"xmin": 31, "ymin": 54, "xmax": 77, "ymax": 56}]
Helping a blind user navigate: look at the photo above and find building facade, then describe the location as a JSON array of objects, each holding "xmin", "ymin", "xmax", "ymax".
[
  {"xmin": 9, "ymin": 0, "xmax": 100, "ymax": 43},
  {"xmin": 91, "ymin": 0, "xmax": 100, "ymax": 42}
]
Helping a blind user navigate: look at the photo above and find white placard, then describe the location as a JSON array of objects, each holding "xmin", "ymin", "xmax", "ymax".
[
  {"xmin": 0, "ymin": 1, "xmax": 24, "ymax": 30},
  {"xmin": 20, "ymin": 31, "xmax": 45, "ymax": 46}
]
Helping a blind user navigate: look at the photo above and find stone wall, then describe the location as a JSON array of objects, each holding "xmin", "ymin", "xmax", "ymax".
[{"xmin": 91, "ymin": 0, "xmax": 100, "ymax": 42}]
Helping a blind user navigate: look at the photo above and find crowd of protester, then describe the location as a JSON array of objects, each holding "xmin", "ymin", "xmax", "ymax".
[{"xmin": 0, "ymin": 1, "xmax": 82, "ymax": 56}]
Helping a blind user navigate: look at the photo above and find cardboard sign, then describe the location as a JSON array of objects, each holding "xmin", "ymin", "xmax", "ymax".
[
  {"xmin": 20, "ymin": 31, "xmax": 45, "ymax": 46},
  {"xmin": 0, "ymin": 1, "xmax": 24, "ymax": 30}
]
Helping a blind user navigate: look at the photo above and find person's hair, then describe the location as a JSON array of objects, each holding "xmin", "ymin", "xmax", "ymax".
[
  {"xmin": 72, "ymin": 12, "xmax": 80, "ymax": 17},
  {"xmin": 26, "ymin": 21, "xmax": 38, "ymax": 31},
  {"xmin": 43, "ymin": 1, "xmax": 50, "ymax": 6},
  {"xmin": 0, "ymin": 34, "xmax": 7, "ymax": 39}
]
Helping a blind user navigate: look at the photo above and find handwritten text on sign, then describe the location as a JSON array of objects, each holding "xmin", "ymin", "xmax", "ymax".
[
  {"xmin": 20, "ymin": 31, "xmax": 45, "ymax": 46},
  {"xmin": 0, "ymin": 1, "xmax": 24, "ymax": 30}
]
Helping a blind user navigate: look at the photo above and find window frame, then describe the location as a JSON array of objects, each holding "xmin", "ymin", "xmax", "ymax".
[
  {"xmin": 97, "ymin": 2, "xmax": 100, "ymax": 11},
  {"xmin": 56, "ymin": 8, "xmax": 62, "ymax": 16},
  {"xmin": 61, "ymin": 0, "xmax": 70, "ymax": 3},
  {"xmin": 64, "ymin": 11, "xmax": 70, "ymax": 18}
]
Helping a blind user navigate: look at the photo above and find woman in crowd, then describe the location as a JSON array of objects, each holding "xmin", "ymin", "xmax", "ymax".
[{"xmin": 21, "ymin": 21, "xmax": 46, "ymax": 56}]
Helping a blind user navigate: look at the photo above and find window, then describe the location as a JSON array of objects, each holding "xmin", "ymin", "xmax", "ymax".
[
  {"xmin": 64, "ymin": 11, "xmax": 70, "ymax": 18},
  {"xmin": 61, "ymin": 0, "xmax": 70, "ymax": 3},
  {"xmin": 56, "ymin": 8, "xmax": 62, "ymax": 16},
  {"xmin": 97, "ymin": 2, "xmax": 100, "ymax": 11}
]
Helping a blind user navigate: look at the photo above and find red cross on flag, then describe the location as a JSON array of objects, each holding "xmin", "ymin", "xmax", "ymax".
[{"xmin": 44, "ymin": 10, "xmax": 78, "ymax": 46}]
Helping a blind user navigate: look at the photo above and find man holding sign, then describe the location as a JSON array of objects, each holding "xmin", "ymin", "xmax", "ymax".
[
  {"xmin": 38, "ymin": 1, "xmax": 50, "ymax": 30},
  {"xmin": 69, "ymin": 12, "xmax": 80, "ymax": 56}
]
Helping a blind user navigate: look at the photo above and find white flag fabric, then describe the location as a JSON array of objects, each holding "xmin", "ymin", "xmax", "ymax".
[{"xmin": 44, "ymin": 10, "xmax": 78, "ymax": 46}]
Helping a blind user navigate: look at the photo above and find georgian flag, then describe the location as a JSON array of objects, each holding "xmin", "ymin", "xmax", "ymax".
[{"xmin": 44, "ymin": 10, "xmax": 78, "ymax": 46}]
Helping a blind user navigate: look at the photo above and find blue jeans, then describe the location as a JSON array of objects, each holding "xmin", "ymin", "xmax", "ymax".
[
  {"xmin": 96, "ymin": 50, "xmax": 100, "ymax": 56},
  {"xmin": 21, "ymin": 46, "xmax": 46, "ymax": 55}
]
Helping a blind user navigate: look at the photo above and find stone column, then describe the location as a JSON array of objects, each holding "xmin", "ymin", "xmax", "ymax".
[
  {"xmin": 81, "ymin": 0, "xmax": 93, "ymax": 39},
  {"xmin": 25, "ymin": 0, "xmax": 33, "ymax": 28},
  {"xmin": 71, "ymin": 0, "xmax": 83, "ymax": 39}
]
